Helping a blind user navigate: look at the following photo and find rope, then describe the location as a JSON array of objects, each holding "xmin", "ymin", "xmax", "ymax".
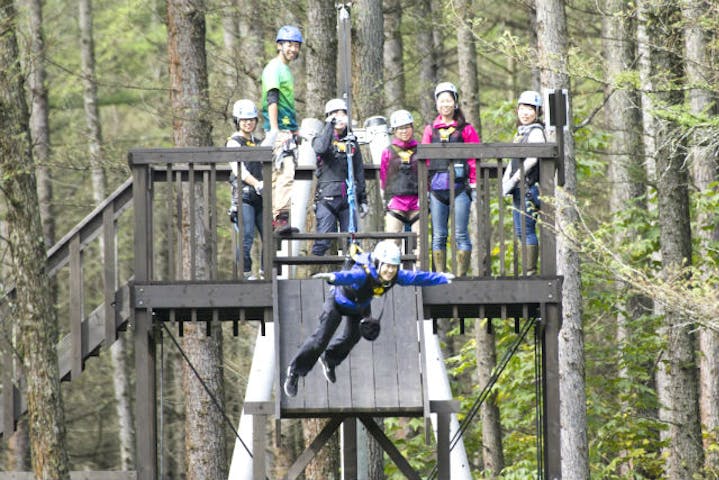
[
  {"xmin": 337, "ymin": 2, "xmax": 359, "ymax": 235},
  {"xmin": 427, "ymin": 317, "xmax": 536, "ymax": 480},
  {"xmin": 160, "ymin": 323, "xmax": 256, "ymax": 461}
]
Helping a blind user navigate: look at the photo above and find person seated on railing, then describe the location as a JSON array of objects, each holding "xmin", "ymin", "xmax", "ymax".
[
  {"xmin": 380, "ymin": 109, "xmax": 421, "ymax": 268},
  {"xmin": 501, "ymin": 90, "xmax": 546, "ymax": 276},
  {"xmin": 227, "ymin": 99, "xmax": 264, "ymax": 280},
  {"xmin": 310, "ymin": 98, "xmax": 368, "ymax": 256},
  {"xmin": 421, "ymin": 81, "xmax": 479, "ymax": 277},
  {"xmin": 283, "ymin": 240, "xmax": 454, "ymax": 397}
]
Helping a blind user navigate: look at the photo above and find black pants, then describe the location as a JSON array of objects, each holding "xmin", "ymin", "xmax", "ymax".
[{"xmin": 289, "ymin": 294, "xmax": 368, "ymax": 376}]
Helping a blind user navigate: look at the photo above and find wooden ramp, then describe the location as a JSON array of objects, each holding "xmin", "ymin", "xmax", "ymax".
[{"xmin": 275, "ymin": 279, "xmax": 428, "ymax": 418}]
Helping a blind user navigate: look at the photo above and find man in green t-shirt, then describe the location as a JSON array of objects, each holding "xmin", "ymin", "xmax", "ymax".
[{"xmin": 261, "ymin": 25, "xmax": 302, "ymax": 235}]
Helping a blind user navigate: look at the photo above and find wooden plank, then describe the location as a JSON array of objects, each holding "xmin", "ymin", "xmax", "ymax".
[
  {"xmin": 133, "ymin": 282, "xmax": 273, "ymax": 309},
  {"xmin": 342, "ymin": 418, "xmax": 358, "ymax": 479},
  {"xmin": 416, "ymin": 142, "xmax": 558, "ymax": 160},
  {"xmin": 349, "ymin": 304, "xmax": 376, "ymax": 411},
  {"xmin": 372, "ymin": 289, "xmax": 399, "ymax": 410},
  {"xmin": 103, "ymin": 207, "xmax": 117, "ymax": 347},
  {"xmin": 326, "ymin": 295, "xmax": 353, "ymax": 409},
  {"xmin": 299, "ymin": 280, "xmax": 329, "ymax": 411},
  {"xmin": 393, "ymin": 287, "xmax": 423, "ymax": 410},
  {"xmin": 0, "ymin": 472, "xmax": 137, "ymax": 480},
  {"xmin": 69, "ymin": 235, "xmax": 84, "ymax": 379},
  {"xmin": 421, "ymin": 278, "xmax": 562, "ymax": 305},
  {"xmin": 278, "ymin": 280, "xmax": 302, "ymax": 411}
]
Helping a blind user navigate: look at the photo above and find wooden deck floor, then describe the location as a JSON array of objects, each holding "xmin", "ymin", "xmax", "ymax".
[{"xmin": 276, "ymin": 279, "xmax": 427, "ymax": 418}]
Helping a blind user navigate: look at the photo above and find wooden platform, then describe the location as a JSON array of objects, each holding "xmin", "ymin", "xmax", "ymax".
[{"xmin": 275, "ymin": 279, "xmax": 427, "ymax": 418}]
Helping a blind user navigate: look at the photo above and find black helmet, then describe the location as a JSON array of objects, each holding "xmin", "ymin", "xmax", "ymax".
[{"xmin": 359, "ymin": 317, "xmax": 381, "ymax": 341}]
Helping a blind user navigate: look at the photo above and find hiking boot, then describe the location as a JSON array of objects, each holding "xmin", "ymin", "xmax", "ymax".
[
  {"xmin": 319, "ymin": 355, "xmax": 336, "ymax": 384},
  {"xmin": 283, "ymin": 366, "xmax": 299, "ymax": 397}
]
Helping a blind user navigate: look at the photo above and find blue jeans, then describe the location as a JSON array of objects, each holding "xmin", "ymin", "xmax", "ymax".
[
  {"xmin": 312, "ymin": 197, "xmax": 353, "ymax": 256},
  {"xmin": 240, "ymin": 201, "xmax": 263, "ymax": 272},
  {"xmin": 429, "ymin": 190, "xmax": 472, "ymax": 251},
  {"xmin": 511, "ymin": 184, "xmax": 539, "ymax": 246}
]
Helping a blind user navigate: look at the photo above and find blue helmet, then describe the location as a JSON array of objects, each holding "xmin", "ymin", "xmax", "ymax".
[{"xmin": 276, "ymin": 25, "xmax": 303, "ymax": 44}]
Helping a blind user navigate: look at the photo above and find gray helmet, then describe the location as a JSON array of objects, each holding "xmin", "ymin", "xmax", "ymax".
[
  {"xmin": 389, "ymin": 109, "xmax": 414, "ymax": 129},
  {"xmin": 232, "ymin": 99, "xmax": 258, "ymax": 120},
  {"xmin": 434, "ymin": 81, "xmax": 459, "ymax": 102},
  {"xmin": 518, "ymin": 90, "xmax": 542, "ymax": 108},
  {"xmin": 324, "ymin": 98, "xmax": 348, "ymax": 116}
]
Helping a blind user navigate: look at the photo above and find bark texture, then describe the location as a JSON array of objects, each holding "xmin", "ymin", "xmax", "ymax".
[
  {"xmin": 535, "ymin": 0, "xmax": 588, "ymax": 477},
  {"xmin": 167, "ymin": 0, "xmax": 227, "ymax": 478},
  {"xmin": 382, "ymin": 0, "xmax": 404, "ymax": 114},
  {"xmin": 454, "ymin": 0, "xmax": 479, "ymax": 129},
  {"xmin": 0, "ymin": 0, "xmax": 70, "ymax": 476},
  {"xmin": 306, "ymin": 0, "xmax": 337, "ymax": 118},
  {"xmin": 475, "ymin": 320, "xmax": 504, "ymax": 477},
  {"xmin": 642, "ymin": 0, "xmax": 704, "ymax": 476},
  {"xmin": 681, "ymin": 0, "xmax": 719, "ymax": 470},
  {"xmin": 27, "ymin": 0, "xmax": 54, "ymax": 247}
]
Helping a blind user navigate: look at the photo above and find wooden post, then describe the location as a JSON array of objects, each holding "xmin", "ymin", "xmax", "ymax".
[{"xmin": 131, "ymin": 160, "xmax": 157, "ymax": 480}]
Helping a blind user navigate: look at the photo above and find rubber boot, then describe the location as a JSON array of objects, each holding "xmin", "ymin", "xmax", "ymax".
[
  {"xmin": 526, "ymin": 244, "xmax": 539, "ymax": 276},
  {"xmin": 457, "ymin": 250, "xmax": 471, "ymax": 277},
  {"xmin": 432, "ymin": 250, "xmax": 446, "ymax": 273}
]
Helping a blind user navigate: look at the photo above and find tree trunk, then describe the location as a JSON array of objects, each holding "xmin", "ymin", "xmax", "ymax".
[
  {"xmin": 79, "ymin": 0, "xmax": 105, "ymax": 205},
  {"xmin": 603, "ymin": 1, "xmax": 654, "ymax": 476},
  {"xmin": 236, "ymin": 0, "xmax": 263, "ymax": 103},
  {"xmin": 681, "ymin": 0, "xmax": 719, "ymax": 471},
  {"xmin": 475, "ymin": 320, "xmax": 504, "ymax": 477},
  {"xmin": 415, "ymin": 0, "xmax": 437, "ymax": 122},
  {"xmin": 352, "ymin": 0, "xmax": 383, "ymax": 120},
  {"xmin": 455, "ymin": 0, "xmax": 479, "ymax": 129},
  {"xmin": 0, "ymin": 0, "xmax": 70, "ymax": 476},
  {"xmin": 27, "ymin": 0, "xmax": 54, "ymax": 247},
  {"xmin": 643, "ymin": 1, "xmax": 704, "ymax": 476},
  {"xmin": 79, "ymin": 0, "xmax": 136, "ymax": 468},
  {"xmin": 167, "ymin": 0, "xmax": 227, "ymax": 478},
  {"xmin": 306, "ymin": 0, "xmax": 336, "ymax": 118},
  {"xmin": 535, "ymin": 0, "xmax": 589, "ymax": 478},
  {"xmin": 303, "ymin": 420, "xmax": 340, "ymax": 479},
  {"xmin": 382, "ymin": 0, "xmax": 404, "ymax": 114}
]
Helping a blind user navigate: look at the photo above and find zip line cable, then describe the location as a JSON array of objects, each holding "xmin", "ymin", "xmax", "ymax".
[
  {"xmin": 427, "ymin": 316, "xmax": 537, "ymax": 480},
  {"xmin": 160, "ymin": 323, "xmax": 257, "ymax": 463},
  {"xmin": 337, "ymin": 2, "xmax": 359, "ymax": 240}
]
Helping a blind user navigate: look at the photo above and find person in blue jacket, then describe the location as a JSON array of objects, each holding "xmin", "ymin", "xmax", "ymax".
[{"xmin": 283, "ymin": 240, "xmax": 454, "ymax": 397}]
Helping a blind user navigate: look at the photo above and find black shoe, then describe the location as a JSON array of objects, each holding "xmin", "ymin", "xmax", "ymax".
[
  {"xmin": 284, "ymin": 367, "xmax": 299, "ymax": 397},
  {"xmin": 319, "ymin": 355, "xmax": 336, "ymax": 384}
]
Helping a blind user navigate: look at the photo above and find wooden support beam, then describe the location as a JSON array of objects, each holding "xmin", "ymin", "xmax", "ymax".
[
  {"xmin": 283, "ymin": 417, "xmax": 343, "ymax": 480},
  {"xmin": 358, "ymin": 415, "xmax": 421, "ymax": 480}
]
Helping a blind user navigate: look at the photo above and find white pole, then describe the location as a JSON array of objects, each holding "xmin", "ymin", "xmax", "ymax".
[
  {"xmin": 423, "ymin": 320, "xmax": 473, "ymax": 479},
  {"xmin": 227, "ymin": 323, "xmax": 275, "ymax": 480}
]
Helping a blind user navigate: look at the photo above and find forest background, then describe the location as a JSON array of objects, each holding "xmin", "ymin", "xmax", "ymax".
[{"xmin": 1, "ymin": 0, "xmax": 718, "ymax": 478}]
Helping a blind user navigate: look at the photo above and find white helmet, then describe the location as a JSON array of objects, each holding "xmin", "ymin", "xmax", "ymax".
[
  {"xmin": 324, "ymin": 98, "xmax": 348, "ymax": 116},
  {"xmin": 373, "ymin": 240, "xmax": 401, "ymax": 266},
  {"xmin": 232, "ymin": 99, "xmax": 258, "ymax": 120},
  {"xmin": 434, "ymin": 82, "xmax": 458, "ymax": 101},
  {"xmin": 518, "ymin": 90, "xmax": 542, "ymax": 108},
  {"xmin": 389, "ymin": 109, "xmax": 414, "ymax": 129}
]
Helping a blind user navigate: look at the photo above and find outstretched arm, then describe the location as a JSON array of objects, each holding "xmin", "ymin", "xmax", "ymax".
[{"xmin": 396, "ymin": 269, "xmax": 453, "ymax": 286}]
